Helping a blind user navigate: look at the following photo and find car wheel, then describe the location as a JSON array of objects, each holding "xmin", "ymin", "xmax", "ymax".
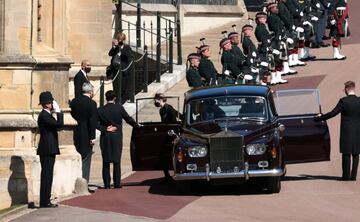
[{"xmin": 267, "ymin": 177, "xmax": 281, "ymax": 193}]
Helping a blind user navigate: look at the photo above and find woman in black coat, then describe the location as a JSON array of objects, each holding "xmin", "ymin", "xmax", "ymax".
[
  {"xmin": 97, "ymin": 90, "xmax": 138, "ymax": 188},
  {"xmin": 316, "ymin": 81, "xmax": 360, "ymax": 181}
]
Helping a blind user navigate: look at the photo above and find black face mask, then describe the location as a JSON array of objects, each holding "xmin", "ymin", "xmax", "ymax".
[
  {"xmin": 84, "ymin": 67, "xmax": 91, "ymax": 73},
  {"xmin": 154, "ymin": 101, "xmax": 161, "ymax": 107}
]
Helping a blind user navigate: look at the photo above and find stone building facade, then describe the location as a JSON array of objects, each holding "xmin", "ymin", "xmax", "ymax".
[{"xmin": 0, "ymin": 0, "xmax": 113, "ymax": 209}]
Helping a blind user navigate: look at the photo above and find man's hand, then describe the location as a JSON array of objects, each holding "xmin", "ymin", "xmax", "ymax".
[
  {"xmin": 106, "ymin": 125, "xmax": 118, "ymax": 132},
  {"xmin": 112, "ymin": 39, "xmax": 119, "ymax": 47}
]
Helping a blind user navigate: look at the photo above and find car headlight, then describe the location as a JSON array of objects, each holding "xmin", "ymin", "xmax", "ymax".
[
  {"xmin": 246, "ymin": 144, "xmax": 266, "ymax": 155},
  {"xmin": 188, "ymin": 146, "xmax": 207, "ymax": 158}
]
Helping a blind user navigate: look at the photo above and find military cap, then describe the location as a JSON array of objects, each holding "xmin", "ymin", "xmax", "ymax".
[
  {"xmin": 198, "ymin": 44, "xmax": 210, "ymax": 52},
  {"xmin": 219, "ymin": 38, "xmax": 231, "ymax": 48},
  {"xmin": 267, "ymin": 2, "xmax": 277, "ymax": 10},
  {"xmin": 187, "ymin": 53, "xmax": 201, "ymax": 61},
  {"xmin": 39, "ymin": 91, "xmax": 54, "ymax": 105},
  {"xmin": 228, "ymin": 32, "xmax": 239, "ymax": 39},
  {"xmin": 256, "ymin": 12, "xmax": 267, "ymax": 20},
  {"xmin": 242, "ymin": 24, "xmax": 254, "ymax": 32}
]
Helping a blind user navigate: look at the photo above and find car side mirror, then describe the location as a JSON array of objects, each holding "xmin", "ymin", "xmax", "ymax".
[
  {"xmin": 168, "ymin": 129, "xmax": 179, "ymax": 138},
  {"xmin": 278, "ymin": 124, "xmax": 285, "ymax": 132}
]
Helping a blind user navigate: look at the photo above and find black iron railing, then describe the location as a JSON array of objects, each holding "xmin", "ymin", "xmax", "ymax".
[{"xmin": 127, "ymin": 0, "xmax": 238, "ymax": 5}]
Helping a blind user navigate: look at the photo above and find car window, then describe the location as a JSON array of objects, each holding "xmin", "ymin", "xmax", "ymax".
[
  {"xmin": 186, "ymin": 96, "xmax": 268, "ymax": 125},
  {"xmin": 274, "ymin": 89, "xmax": 321, "ymax": 116}
]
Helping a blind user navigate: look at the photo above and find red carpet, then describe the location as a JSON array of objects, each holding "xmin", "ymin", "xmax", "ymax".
[{"xmin": 62, "ymin": 171, "xmax": 200, "ymax": 220}]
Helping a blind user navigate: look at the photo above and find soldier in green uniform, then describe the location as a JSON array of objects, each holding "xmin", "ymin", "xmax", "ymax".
[
  {"xmin": 267, "ymin": 3, "xmax": 290, "ymax": 83},
  {"xmin": 220, "ymin": 37, "xmax": 244, "ymax": 84},
  {"xmin": 186, "ymin": 53, "xmax": 204, "ymax": 88},
  {"xmin": 255, "ymin": 11, "xmax": 288, "ymax": 85},
  {"xmin": 241, "ymin": 24, "xmax": 260, "ymax": 84},
  {"xmin": 228, "ymin": 27, "xmax": 247, "ymax": 64},
  {"xmin": 197, "ymin": 39, "xmax": 220, "ymax": 85},
  {"xmin": 329, "ymin": 0, "xmax": 349, "ymax": 60},
  {"xmin": 270, "ymin": 1, "xmax": 297, "ymax": 75}
]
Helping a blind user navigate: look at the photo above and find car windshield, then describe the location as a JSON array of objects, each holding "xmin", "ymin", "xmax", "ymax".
[{"xmin": 186, "ymin": 96, "xmax": 268, "ymax": 125}]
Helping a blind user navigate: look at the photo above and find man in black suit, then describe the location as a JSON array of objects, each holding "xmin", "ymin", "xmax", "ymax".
[
  {"xmin": 74, "ymin": 60, "xmax": 91, "ymax": 98},
  {"xmin": 37, "ymin": 91, "xmax": 63, "ymax": 208},
  {"xmin": 70, "ymin": 82, "xmax": 97, "ymax": 183},
  {"xmin": 97, "ymin": 90, "xmax": 139, "ymax": 188},
  {"xmin": 316, "ymin": 81, "xmax": 360, "ymax": 181},
  {"xmin": 108, "ymin": 33, "xmax": 133, "ymax": 104}
]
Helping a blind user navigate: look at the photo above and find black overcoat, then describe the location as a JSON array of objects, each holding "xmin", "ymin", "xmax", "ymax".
[
  {"xmin": 97, "ymin": 103, "xmax": 137, "ymax": 163},
  {"xmin": 37, "ymin": 110, "xmax": 64, "ymax": 156},
  {"xmin": 70, "ymin": 95, "xmax": 98, "ymax": 158},
  {"xmin": 321, "ymin": 95, "xmax": 360, "ymax": 154},
  {"xmin": 74, "ymin": 70, "xmax": 89, "ymax": 98}
]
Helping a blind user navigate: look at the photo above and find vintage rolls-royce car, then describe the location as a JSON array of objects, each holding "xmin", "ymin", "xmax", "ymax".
[{"xmin": 130, "ymin": 85, "xmax": 330, "ymax": 193}]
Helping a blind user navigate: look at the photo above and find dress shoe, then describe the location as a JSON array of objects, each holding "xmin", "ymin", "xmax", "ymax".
[
  {"xmin": 322, "ymin": 36, "xmax": 331, "ymax": 40},
  {"xmin": 40, "ymin": 203, "xmax": 58, "ymax": 208},
  {"xmin": 350, "ymin": 177, "xmax": 356, "ymax": 181},
  {"xmin": 114, "ymin": 185, "xmax": 122, "ymax": 189},
  {"xmin": 320, "ymin": 42, "xmax": 330, "ymax": 47},
  {"xmin": 338, "ymin": 177, "xmax": 350, "ymax": 181},
  {"xmin": 99, "ymin": 186, "xmax": 110, "ymax": 189}
]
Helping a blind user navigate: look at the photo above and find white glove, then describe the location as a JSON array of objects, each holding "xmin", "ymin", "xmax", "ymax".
[
  {"xmin": 292, "ymin": 25, "xmax": 296, "ymax": 30},
  {"xmin": 316, "ymin": 3, "xmax": 320, "ymax": 8},
  {"xmin": 300, "ymin": 11, "xmax": 304, "ymax": 17},
  {"xmin": 330, "ymin": 19, "xmax": 336, "ymax": 25},
  {"xmin": 327, "ymin": 3, "xmax": 331, "ymax": 8},
  {"xmin": 260, "ymin": 61, "xmax": 269, "ymax": 67},
  {"xmin": 250, "ymin": 58, "xmax": 254, "ymax": 64},
  {"xmin": 311, "ymin": 16, "xmax": 319, "ymax": 22},
  {"xmin": 244, "ymin": 74, "xmax": 254, "ymax": 80},
  {"xmin": 286, "ymin": 38, "xmax": 294, "ymax": 44},
  {"xmin": 52, "ymin": 100, "xmax": 61, "ymax": 113},
  {"xmin": 251, "ymin": 51, "xmax": 257, "ymax": 57},
  {"xmin": 296, "ymin": 27, "xmax": 304, "ymax": 32},
  {"xmin": 303, "ymin": 21, "xmax": 312, "ymax": 27},
  {"xmin": 224, "ymin": 70, "xmax": 230, "ymax": 76},
  {"xmin": 272, "ymin": 49, "xmax": 280, "ymax": 55}
]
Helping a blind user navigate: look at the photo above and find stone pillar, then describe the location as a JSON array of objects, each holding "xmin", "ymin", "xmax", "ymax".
[{"xmin": 0, "ymin": 0, "xmax": 82, "ymax": 210}]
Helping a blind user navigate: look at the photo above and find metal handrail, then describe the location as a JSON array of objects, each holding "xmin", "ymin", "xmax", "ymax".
[
  {"xmin": 120, "ymin": 0, "xmax": 176, "ymax": 24},
  {"xmin": 113, "ymin": 17, "xmax": 177, "ymax": 43}
]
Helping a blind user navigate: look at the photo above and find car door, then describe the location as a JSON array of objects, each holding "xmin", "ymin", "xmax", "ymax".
[
  {"xmin": 130, "ymin": 96, "xmax": 181, "ymax": 171},
  {"xmin": 274, "ymin": 89, "xmax": 330, "ymax": 164}
]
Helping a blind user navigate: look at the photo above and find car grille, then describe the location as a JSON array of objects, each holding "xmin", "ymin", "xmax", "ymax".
[{"xmin": 209, "ymin": 131, "xmax": 244, "ymax": 173}]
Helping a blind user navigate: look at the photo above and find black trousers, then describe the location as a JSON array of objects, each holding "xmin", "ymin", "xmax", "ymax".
[
  {"xmin": 82, "ymin": 150, "xmax": 92, "ymax": 183},
  {"xmin": 40, "ymin": 155, "xmax": 56, "ymax": 206},
  {"xmin": 102, "ymin": 161, "xmax": 121, "ymax": 187},
  {"xmin": 342, "ymin": 154, "xmax": 359, "ymax": 179}
]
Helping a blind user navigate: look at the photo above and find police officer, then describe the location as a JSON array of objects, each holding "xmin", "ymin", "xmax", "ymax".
[
  {"xmin": 37, "ymin": 91, "xmax": 63, "ymax": 208},
  {"xmin": 197, "ymin": 39, "xmax": 219, "ymax": 85},
  {"xmin": 186, "ymin": 53, "xmax": 204, "ymax": 88}
]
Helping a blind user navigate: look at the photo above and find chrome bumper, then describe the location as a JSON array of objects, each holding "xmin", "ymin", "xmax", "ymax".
[{"xmin": 173, "ymin": 168, "xmax": 285, "ymax": 181}]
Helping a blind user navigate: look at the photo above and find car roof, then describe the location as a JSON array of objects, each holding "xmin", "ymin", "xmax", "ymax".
[{"xmin": 185, "ymin": 85, "xmax": 271, "ymax": 102}]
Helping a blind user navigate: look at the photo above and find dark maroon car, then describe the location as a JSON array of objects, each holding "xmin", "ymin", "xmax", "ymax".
[{"xmin": 130, "ymin": 85, "xmax": 330, "ymax": 193}]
